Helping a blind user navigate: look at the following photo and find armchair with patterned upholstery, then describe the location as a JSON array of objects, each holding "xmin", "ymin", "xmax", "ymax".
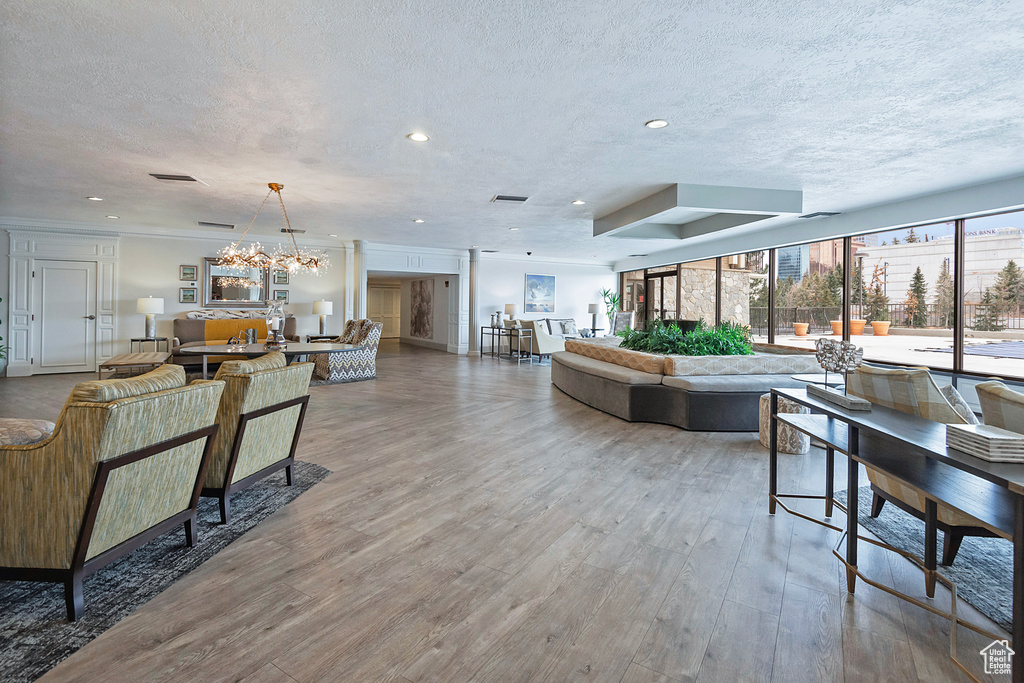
[
  {"xmin": 313, "ymin": 319, "xmax": 383, "ymax": 383},
  {"xmin": 0, "ymin": 365, "xmax": 224, "ymax": 620},
  {"xmin": 203, "ymin": 352, "xmax": 314, "ymax": 523},
  {"xmin": 608, "ymin": 311, "xmax": 634, "ymax": 336},
  {"xmin": 847, "ymin": 363, "xmax": 1005, "ymax": 565}
]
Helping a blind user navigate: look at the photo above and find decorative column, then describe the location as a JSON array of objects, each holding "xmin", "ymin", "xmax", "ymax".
[
  {"xmin": 354, "ymin": 240, "xmax": 368, "ymax": 319},
  {"xmin": 469, "ymin": 248, "xmax": 480, "ymax": 352}
]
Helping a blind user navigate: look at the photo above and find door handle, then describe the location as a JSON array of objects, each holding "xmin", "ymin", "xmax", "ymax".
[{"xmin": 84, "ymin": 315, "xmax": 96, "ymax": 320}]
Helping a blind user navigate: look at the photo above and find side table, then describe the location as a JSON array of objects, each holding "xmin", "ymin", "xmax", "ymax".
[{"xmin": 130, "ymin": 337, "xmax": 169, "ymax": 353}]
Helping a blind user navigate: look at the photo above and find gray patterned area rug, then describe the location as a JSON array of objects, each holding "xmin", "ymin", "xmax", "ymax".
[
  {"xmin": 837, "ymin": 486, "xmax": 1011, "ymax": 631},
  {"xmin": 0, "ymin": 461, "xmax": 331, "ymax": 683}
]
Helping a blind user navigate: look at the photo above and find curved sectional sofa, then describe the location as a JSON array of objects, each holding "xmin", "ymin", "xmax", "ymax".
[{"xmin": 551, "ymin": 338, "xmax": 821, "ymax": 431}]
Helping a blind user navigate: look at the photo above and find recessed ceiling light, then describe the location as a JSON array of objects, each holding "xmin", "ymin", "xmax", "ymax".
[
  {"xmin": 509, "ymin": 227, "xmax": 519, "ymax": 231},
  {"xmin": 328, "ymin": 234, "xmax": 338, "ymax": 237},
  {"xmin": 406, "ymin": 132, "xmax": 429, "ymax": 142},
  {"xmin": 645, "ymin": 119, "xmax": 669, "ymax": 129},
  {"xmin": 572, "ymin": 200, "xmax": 586, "ymax": 205},
  {"xmin": 86, "ymin": 196, "xmax": 103, "ymax": 201},
  {"xmin": 471, "ymin": 245, "xmax": 479, "ymax": 248},
  {"xmin": 106, "ymin": 215, "xmax": 119, "ymax": 219},
  {"xmin": 413, "ymin": 218, "xmax": 424, "ymax": 223}
]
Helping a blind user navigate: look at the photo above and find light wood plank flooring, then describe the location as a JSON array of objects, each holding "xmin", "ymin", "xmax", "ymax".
[{"xmin": 0, "ymin": 341, "xmax": 1008, "ymax": 682}]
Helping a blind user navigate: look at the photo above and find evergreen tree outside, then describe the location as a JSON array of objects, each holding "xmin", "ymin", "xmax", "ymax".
[
  {"xmin": 825, "ymin": 263, "xmax": 843, "ymax": 306},
  {"xmin": 851, "ymin": 260, "xmax": 865, "ymax": 316},
  {"xmin": 905, "ymin": 227, "xmax": 920, "ymax": 243},
  {"xmin": 994, "ymin": 260, "xmax": 1024, "ymax": 319},
  {"xmin": 935, "ymin": 260, "xmax": 955, "ymax": 328},
  {"xmin": 974, "ymin": 287, "xmax": 1005, "ymax": 331},
  {"xmin": 904, "ymin": 266, "xmax": 928, "ymax": 327}
]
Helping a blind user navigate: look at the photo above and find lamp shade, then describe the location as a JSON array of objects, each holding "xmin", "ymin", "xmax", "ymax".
[
  {"xmin": 588, "ymin": 303, "xmax": 599, "ymax": 314},
  {"xmin": 312, "ymin": 300, "xmax": 334, "ymax": 315},
  {"xmin": 136, "ymin": 297, "xmax": 164, "ymax": 315},
  {"xmin": 504, "ymin": 303, "xmax": 517, "ymax": 315}
]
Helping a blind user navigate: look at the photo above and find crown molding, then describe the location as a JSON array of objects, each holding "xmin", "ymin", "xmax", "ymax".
[{"xmin": 0, "ymin": 217, "xmax": 346, "ymax": 249}]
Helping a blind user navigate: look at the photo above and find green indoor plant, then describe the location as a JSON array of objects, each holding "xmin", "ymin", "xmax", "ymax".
[
  {"xmin": 600, "ymin": 288, "xmax": 621, "ymax": 318},
  {"xmin": 617, "ymin": 319, "xmax": 753, "ymax": 356}
]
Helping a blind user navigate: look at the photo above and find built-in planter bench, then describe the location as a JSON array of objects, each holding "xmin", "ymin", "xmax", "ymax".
[{"xmin": 551, "ymin": 340, "xmax": 820, "ymax": 431}]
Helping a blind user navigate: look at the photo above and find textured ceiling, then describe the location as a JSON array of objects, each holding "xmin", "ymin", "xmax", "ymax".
[{"xmin": 2, "ymin": 0, "xmax": 1024, "ymax": 261}]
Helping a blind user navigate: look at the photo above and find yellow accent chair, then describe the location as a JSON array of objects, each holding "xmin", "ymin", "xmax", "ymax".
[
  {"xmin": 847, "ymin": 364, "xmax": 1007, "ymax": 565},
  {"xmin": 0, "ymin": 365, "xmax": 224, "ymax": 620},
  {"xmin": 203, "ymin": 352, "xmax": 314, "ymax": 523}
]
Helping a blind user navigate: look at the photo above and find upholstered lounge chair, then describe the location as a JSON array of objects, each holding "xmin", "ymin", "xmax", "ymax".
[
  {"xmin": 847, "ymin": 363, "xmax": 1005, "ymax": 565},
  {"xmin": 203, "ymin": 353, "xmax": 313, "ymax": 523},
  {"xmin": 517, "ymin": 320, "xmax": 565, "ymax": 358},
  {"xmin": 313, "ymin": 319, "xmax": 383, "ymax": 383},
  {"xmin": 0, "ymin": 365, "xmax": 224, "ymax": 620}
]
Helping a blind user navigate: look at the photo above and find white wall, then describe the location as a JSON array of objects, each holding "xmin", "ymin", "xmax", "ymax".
[
  {"xmin": 0, "ymin": 229, "xmax": 9, "ymax": 376},
  {"xmin": 478, "ymin": 257, "xmax": 616, "ymax": 331},
  {"xmin": 117, "ymin": 234, "xmax": 348, "ymax": 344},
  {"xmin": 399, "ymin": 275, "xmax": 450, "ymax": 351}
]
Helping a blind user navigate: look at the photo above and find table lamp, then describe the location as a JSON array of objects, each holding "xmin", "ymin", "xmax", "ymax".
[
  {"xmin": 136, "ymin": 296, "xmax": 164, "ymax": 338},
  {"xmin": 504, "ymin": 303, "xmax": 517, "ymax": 322},
  {"xmin": 312, "ymin": 300, "xmax": 333, "ymax": 335},
  {"xmin": 588, "ymin": 303, "xmax": 599, "ymax": 333}
]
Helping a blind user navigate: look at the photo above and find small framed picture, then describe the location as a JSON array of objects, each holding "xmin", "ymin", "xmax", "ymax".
[
  {"xmin": 273, "ymin": 290, "xmax": 289, "ymax": 303},
  {"xmin": 273, "ymin": 270, "xmax": 289, "ymax": 285},
  {"xmin": 179, "ymin": 287, "xmax": 197, "ymax": 304},
  {"xmin": 179, "ymin": 264, "xmax": 198, "ymax": 281}
]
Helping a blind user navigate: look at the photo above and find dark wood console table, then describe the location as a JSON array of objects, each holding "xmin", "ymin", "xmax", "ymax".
[{"xmin": 769, "ymin": 387, "xmax": 1024, "ymax": 682}]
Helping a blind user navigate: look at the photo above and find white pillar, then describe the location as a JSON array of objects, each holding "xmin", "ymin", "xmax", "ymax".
[
  {"xmin": 354, "ymin": 240, "xmax": 368, "ymax": 319},
  {"xmin": 343, "ymin": 242, "xmax": 356, "ymax": 322},
  {"xmin": 469, "ymin": 249, "xmax": 480, "ymax": 352}
]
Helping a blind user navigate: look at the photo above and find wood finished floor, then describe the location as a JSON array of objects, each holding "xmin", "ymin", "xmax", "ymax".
[{"xmin": 0, "ymin": 340, "xmax": 1008, "ymax": 682}]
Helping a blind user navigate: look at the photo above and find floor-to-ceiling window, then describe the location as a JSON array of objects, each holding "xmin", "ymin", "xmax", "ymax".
[
  {"xmin": 677, "ymin": 259, "xmax": 717, "ymax": 324},
  {"xmin": 644, "ymin": 266, "xmax": 678, "ymax": 324},
  {"xmin": 773, "ymin": 239, "xmax": 844, "ymax": 350},
  {"xmin": 614, "ymin": 208, "xmax": 1024, "ymax": 380},
  {"xmin": 852, "ymin": 222, "xmax": 955, "ymax": 369},
  {"xmin": 723, "ymin": 251, "xmax": 770, "ymax": 340},
  {"xmin": 963, "ymin": 212, "xmax": 1024, "ymax": 377}
]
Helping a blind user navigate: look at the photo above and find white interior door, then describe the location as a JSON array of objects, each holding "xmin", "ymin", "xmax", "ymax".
[
  {"xmin": 33, "ymin": 259, "xmax": 97, "ymax": 373},
  {"xmin": 367, "ymin": 286, "xmax": 401, "ymax": 338}
]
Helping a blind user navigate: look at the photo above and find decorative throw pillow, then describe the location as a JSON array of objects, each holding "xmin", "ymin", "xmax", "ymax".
[
  {"xmin": 939, "ymin": 384, "xmax": 981, "ymax": 425},
  {"xmin": 560, "ymin": 320, "xmax": 578, "ymax": 336}
]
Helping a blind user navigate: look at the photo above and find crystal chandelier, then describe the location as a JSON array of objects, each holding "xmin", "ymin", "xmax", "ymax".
[{"xmin": 217, "ymin": 183, "xmax": 329, "ymax": 275}]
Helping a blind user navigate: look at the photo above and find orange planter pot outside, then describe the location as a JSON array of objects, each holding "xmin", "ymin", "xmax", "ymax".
[
  {"xmin": 829, "ymin": 320, "xmax": 843, "ymax": 335},
  {"xmin": 850, "ymin": 319, "xmax": 867, "ymax": 335},
  {"xmin": 793, "ymin": 322, "xmax": 809, "ymax": 336},
  {"xmin": 871, "ymin": 321, "xmax": 891, "ymax": 336}
]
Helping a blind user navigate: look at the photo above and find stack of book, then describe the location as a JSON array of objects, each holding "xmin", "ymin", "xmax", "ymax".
[{"xmin": 946, "ymin": 423, "xmax": 1024, "ymax": 462}]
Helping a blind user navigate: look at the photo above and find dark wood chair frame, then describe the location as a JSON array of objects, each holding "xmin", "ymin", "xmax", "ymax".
[
  {"xmin": 202, "ymin": 394, "xmax": 310, "ymax": 524},
  {"xmin": 0, "ymin": 424, "xmax": 219, "ymax": 621},
  {"xmin": 869, "ymin": 484, "xmax": 1000, "ymax": 565}
]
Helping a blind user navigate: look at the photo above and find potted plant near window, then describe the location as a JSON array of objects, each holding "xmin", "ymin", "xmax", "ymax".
[{"xmin": 600, "ymin": 288, "xmax": 621, "ymax": 323}]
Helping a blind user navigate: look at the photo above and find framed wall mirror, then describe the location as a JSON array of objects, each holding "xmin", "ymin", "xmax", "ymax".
[{"xmin": 202, "ymin": 257, "xmax": 270, "ymax": 308}]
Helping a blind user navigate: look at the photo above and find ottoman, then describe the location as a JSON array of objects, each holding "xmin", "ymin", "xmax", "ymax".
[{"xmin": 758, "ymin": 393, "xmax": 810, "ymax": 455}]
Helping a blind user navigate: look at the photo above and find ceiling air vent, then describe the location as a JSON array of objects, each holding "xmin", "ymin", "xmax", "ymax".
[
  {"xmin": 281, "ymin": 228, "xmax": 306, "ymax": 234},
  {"xmin": 490, "ymin": 195, "xmax": 529, "ymax": 203},
  {"xmin": 481, "ymin": 249, "xmax": 499, "ymax": 253},
  {"xmin": 798, "ymin": 211, "xmax": 842, "ymax": 219},
  {"xmin": 628, "ymin": 254, "xmax": 649, "ymax": 257},
  {"xmin": 150, "ymin": 173, "xmax": 203, "ymax": 182},
  {"xmin": 197, "ymin": 221, "xmax": 234, "ymax": 230}
]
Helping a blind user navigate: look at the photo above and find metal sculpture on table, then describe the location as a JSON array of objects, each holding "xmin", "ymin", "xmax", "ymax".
[{"xmin": 808, "ymin": 338, "xmax": 871, "ymax": 410}]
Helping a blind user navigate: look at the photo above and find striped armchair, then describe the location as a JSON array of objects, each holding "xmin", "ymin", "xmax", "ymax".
[
  {"xmin": 848, "ymin": 363, "xmax": 1007, "ymax": 565},
  {"xmin": 203, "ymin": 353, "xmax": 314, "ymax": 523},
  {"xmin": 313, "ymin": 320, "xmax": 383, "ymax": 383},
  {"xmin": 0, "ymin": 365, "xmax": 224, "ymax": 620}
]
